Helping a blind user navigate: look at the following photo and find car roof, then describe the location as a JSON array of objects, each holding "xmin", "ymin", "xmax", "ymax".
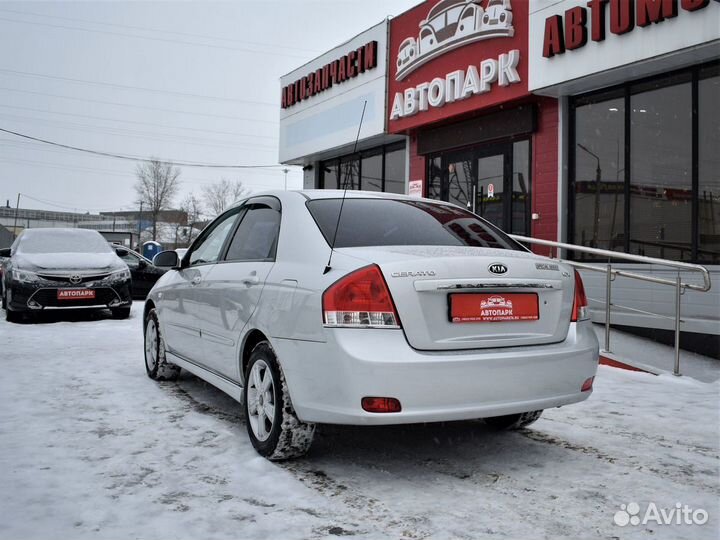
[{"xmin": 230, "ymin": 190, "xmax": 455, "ymax": 206}]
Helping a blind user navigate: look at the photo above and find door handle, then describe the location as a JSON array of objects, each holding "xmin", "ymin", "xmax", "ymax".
[
  {"xmin": 241, "ymin": 274, "xmax": 260, "ymax": 286},
  {"xmin": 190, "ymin": 276, "xmax": 202, "ymax": 286}
]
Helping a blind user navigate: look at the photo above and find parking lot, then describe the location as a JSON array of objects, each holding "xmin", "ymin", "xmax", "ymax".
[{"xmin": 1, "ymin": 303, "xmax": 718, "ymax": 540}]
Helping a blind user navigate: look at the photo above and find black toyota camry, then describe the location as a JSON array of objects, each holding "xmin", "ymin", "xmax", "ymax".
[{"xmin": 0, "ymin": 228, "xmax": 132, "ymax": 323}]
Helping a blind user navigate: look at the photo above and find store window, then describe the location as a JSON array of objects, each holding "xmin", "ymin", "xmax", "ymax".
[
  {"xmin": 322, "ymin": 162, "xmax": 339, "ymax": 190},
  {"xmin": 630, "ymin": 75, "xmax": 692, "ymax": 260},
  {"xmin": 384, "ymin": 147, "xmax": 406, "ymax": 194},
  {"xmin": 698, "ymin": 65, "xmax": 720, "ymax": 263},
  {"xmin": 339, "ymin": 156, "xmax": 360, "ymax": 190},
  {"xmin": 570, "ymin": 63, "xmax": 718, "ymax": 263},
  {"xmin": 319, "ymin": 142, "xmax": 406, "ymax": 193},
  {"xmin": 573, "ymin": 92, "xmax": 624, "ymax": 252},
  {"xmin": 361, "ymin": 152, "xmax": 382, "ymax": 192}
]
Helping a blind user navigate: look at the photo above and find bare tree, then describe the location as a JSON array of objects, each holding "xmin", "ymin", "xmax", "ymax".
[
  {"xmin": 179, "ymin": 193, "xmax": 204, "ymax": 245},
  {"xmin": 134, "ymin": 159, "xmax": 181, "ymax": 241},
  {"xmin": 202, "ymin": 178, "xmax": 247, "ymax": 217}
]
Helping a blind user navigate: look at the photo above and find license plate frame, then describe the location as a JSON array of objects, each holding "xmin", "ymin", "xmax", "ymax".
[
  {"xmin": 449, "ymin": 292, "xmax": 539, "ymax": 323},
  {"xmin": 57, "ymin": 289, "xmax": 96, "ymax": 301}
]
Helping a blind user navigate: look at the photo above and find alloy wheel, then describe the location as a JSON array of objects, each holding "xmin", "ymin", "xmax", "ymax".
[
  {"xmin": 145, "ymin": 319, "xmax": 158, "ymax": 371},
  {"xmin": 247, "ymin": 359, "xmax": 276, "ymax": 442}
]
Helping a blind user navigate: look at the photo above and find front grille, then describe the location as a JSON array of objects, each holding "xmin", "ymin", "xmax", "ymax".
[
  {"xmin": 29, "ymin": 287, "xmax": 118, "ymax": 308},
  {"xmin": 37, "ymin": 273, "xmax": 111, "ymax": 284}
]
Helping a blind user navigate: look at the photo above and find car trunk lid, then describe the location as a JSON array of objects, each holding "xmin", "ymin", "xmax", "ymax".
[{"xmin": 337, "ymin": 246, "xmax": 574, "ymax": 351}]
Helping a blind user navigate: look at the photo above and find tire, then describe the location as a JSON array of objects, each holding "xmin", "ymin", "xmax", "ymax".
[
  {"xmin": 243, "ymin": 341, "xmax": 315, "ymax": 460},
  {"xmin": 484, "ymin": 410, "xmax": 544, "ymax": 430},
  {"xmin": 144, "ymin": 309, "xmax": 180, "ymax": 381},
  {"xmin": 111, "ymin": 307, "xmax": 131, "ymax": 319}
]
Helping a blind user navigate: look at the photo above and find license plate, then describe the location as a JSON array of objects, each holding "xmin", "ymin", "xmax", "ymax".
[
  {"xmin": 57, "ymin": 289, "xmax": 96, "ymax": 300},
  {"xmin": 449, "ymin": 293, "xmax": 539, "ymax": 323}
]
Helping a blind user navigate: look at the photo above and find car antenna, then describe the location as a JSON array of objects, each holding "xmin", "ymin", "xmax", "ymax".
[{"xmin": 323, "ymin": 99, "xmax": 367, "ymax": 275}]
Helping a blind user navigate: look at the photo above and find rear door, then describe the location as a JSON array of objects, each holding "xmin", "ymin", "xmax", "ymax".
[{"xmin": 197, "ymin": 197, "xmax": 281, "ymax": 381}]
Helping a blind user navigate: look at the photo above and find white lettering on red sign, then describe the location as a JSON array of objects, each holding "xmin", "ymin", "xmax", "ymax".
[
  {"xmin": 389, "ymin": 50, "xmax": 521, "ymax": 120},
  {"xmin": 57, "ymin": 289, "xmax": 96, "ymax": 300}
]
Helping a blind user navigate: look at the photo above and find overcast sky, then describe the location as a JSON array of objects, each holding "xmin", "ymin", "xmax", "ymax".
[{"xmin": 0, "ymin": 0, "xmax": 419, "ymax": 214}]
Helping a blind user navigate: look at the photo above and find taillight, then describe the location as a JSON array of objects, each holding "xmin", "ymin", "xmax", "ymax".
[
  {"xmin": 322, "ymin": 264, "xmax": 401, "ymax": 328},
  {"xmin": 361, "ymin": 397, "xmax": 402, "ymax": 413},
  {"xmin": 571, "ymin": 269, "xmax": 589, "ymax": 322}
]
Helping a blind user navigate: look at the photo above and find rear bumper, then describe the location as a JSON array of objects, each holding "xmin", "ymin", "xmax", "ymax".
[{"xmin": 274, "ymin": 320, "xmax": 599, "ymax": 425}]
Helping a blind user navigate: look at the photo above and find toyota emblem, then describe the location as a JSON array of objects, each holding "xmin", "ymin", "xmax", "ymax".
[{"xmin": 69, "ymin": 275, "xmax": 82, "ymax": 284}]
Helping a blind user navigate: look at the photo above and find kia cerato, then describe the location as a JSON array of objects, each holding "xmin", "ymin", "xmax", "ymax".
[{"xmin": 144, "ymin": 191, "xmax": 599, "ymax": 460}]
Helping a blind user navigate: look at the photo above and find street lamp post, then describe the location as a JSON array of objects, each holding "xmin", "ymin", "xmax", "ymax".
[
  {"xmin": 137, "ymin": 201, "xmax": 143, "ymax": 250},
  {"xmin": 12, "ymin": 193, "xmax": 20, "ymax": 240},
  {"xmin": 577, "ymin": 143, "xmax": 602, "ymax": 247}
]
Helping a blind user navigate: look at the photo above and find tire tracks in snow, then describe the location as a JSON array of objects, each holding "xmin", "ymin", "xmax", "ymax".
[
  {"xmin": 167, "ymin": 381, "xmax": 243, "ymax": 424},
  {"xmin": 159, "ymin": 374, "xmax": 719, "ymax": 536},
  {"xmin": 164, "ymin": 377, "xmax": 428, "ymax": 538},
  {"xmin": 279, "ymin": 464, "xmax": 435, "ymax": 539},
  {"xmin": 518, "ymin": 427, "xmax": 719, "ymax": 493}
]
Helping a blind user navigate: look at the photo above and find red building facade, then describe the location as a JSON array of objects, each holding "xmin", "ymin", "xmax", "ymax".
[{"xmin": 387, "ymin": 0, "xmax": 559, "ymax": 245}]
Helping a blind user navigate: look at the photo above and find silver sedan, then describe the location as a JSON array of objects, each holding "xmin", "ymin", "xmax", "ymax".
[{"xmin": 143, "ymin": 190, "xmax": 599, "ymax": 460}]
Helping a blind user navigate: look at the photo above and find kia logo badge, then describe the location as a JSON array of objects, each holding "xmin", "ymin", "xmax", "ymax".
[{"xmin": 488, "ymin": 263, "xmax": 508, "ymax": 275}]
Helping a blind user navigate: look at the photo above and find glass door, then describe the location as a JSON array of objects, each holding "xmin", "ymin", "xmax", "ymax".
[
  {"xmin": 427, "ymin": 140, "xmax": 531, "ymax": 235},
  {"xmin": 475, "ymin": 150, "xmax": 506, "ymax": 229},
  {"xmin": 444, "ymin": 150, "xmax": 475, "ymax": 210}
]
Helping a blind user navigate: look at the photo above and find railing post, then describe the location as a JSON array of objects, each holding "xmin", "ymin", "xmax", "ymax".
[
  {"xmin": 604, "ymin": 263, "xmax": 612, "ymax": 353},
  {"xmin": 674, "ymin": 274, "xmax": 682, "ymax": 376}
]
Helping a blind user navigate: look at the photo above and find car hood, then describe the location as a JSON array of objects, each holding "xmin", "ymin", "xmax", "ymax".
[{"xmin": 15, "ymin": 252, "xmax": 124, "ymax": 272}]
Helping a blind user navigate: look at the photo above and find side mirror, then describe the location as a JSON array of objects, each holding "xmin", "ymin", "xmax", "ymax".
[
  {"xmin": 0, "ymin": 248, "xmax": 11, "ymax": 257},
  {"xmin": 137, "ymin": 259, "xmax": 148, "ymax": 269},
  {"xmin": 115, "ymin": 248, "xmax": 129, "ymax": 257},
  {"xmin": 153, "ymin": 250, "xmax": 180, "ymax": 268}
]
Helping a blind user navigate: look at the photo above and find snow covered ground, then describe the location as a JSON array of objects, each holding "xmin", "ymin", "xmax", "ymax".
[{"xmin": 1, "ymin": 303, "xmax": 718, "ymax": 540}]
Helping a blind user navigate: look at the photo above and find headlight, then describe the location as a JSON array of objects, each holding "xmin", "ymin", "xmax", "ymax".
[
  {"xmin": 110, "ymin": 268, "xmax": 131, "ymax": 281},
  {"xmin": 11, "ymin": 269, "xmax": 41, "ymax": 283}
]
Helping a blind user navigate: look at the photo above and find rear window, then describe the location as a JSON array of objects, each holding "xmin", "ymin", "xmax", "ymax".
[{"xmin": 306, "ymin": 199, "xmax": 526, "ymax": 251}]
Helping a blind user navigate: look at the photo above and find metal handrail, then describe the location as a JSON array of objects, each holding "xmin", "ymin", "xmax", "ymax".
[{"xmin": 509, "ymin": 234, "xmax": 713, "ymax": 376}]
